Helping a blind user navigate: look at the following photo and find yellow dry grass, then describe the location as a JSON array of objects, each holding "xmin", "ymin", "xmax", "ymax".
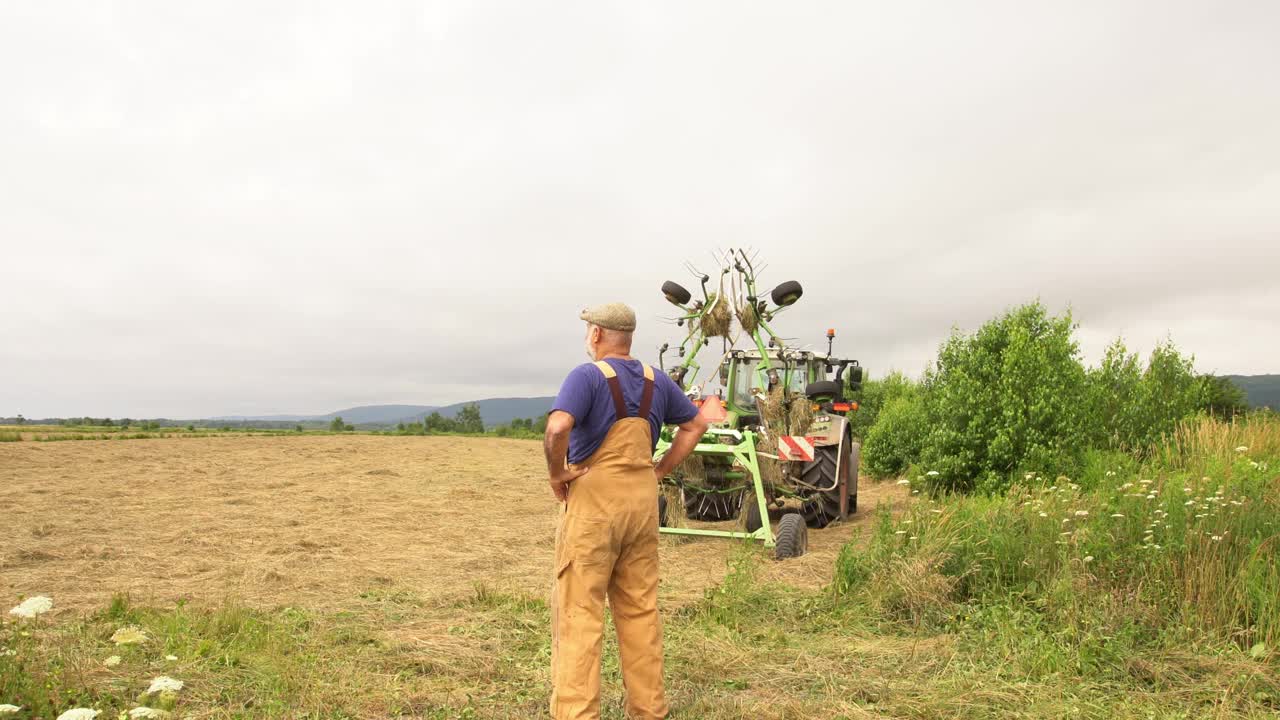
[{"xmin": 0, "ymin": 435, "xmax": 908, "ymax": 612}]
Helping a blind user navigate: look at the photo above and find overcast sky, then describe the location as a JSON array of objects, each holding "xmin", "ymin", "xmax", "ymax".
[{"xmin": 2, "ymin": 2, "xmax": 1277, "ymax": 418}]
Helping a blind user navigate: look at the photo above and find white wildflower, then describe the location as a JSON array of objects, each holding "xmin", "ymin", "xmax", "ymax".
[
  {"xmin": 9, "ymin": 596, "xmax": 53, "ymax": 619},
  {"xmin": 894, "ymin": 530, "xmax": 906, "ymax": 535},
  {"xmin": 56, "ymin": 710, "xmax": 100, "ymax": 720},
  {"xmin": 909, "ymin": 536, "xmax": 918, "ymax": 540},
  {"xmin": 1120, "ymin": 482, "xmax": 1134, "ymax": 490},
  {"xmin": 931, "ymin": 509, "xmax": 943, "ymax": 514},
  {"xmin": 0, "ymin": 648, "xmax": 14, "ymax": 657},
  {"xmin": 103, "ymin": 655, "xmax": 122, "ymax": 667},
  {"xmin": 146, "ymin": 676, "xmax": 183, "ymax": 694},
  {"xmin": 1060, "ymin": 531, "xmax": 1072, "ymax": 536},
  {"xmin": 1024, "ymin": 473, "xmax": 1034, "ymax": 480},
  {"xmin": 1074, "ymin": 510, "xmax": 1089, "ymax": 517},
  {"xmin": 111, "ymin": 627, "xmax": 147, "ymax": 645},
  {"xmin": 1184, "ymin": 500, "xmax": 1195, "ymax": 506},
  {"xmin": 164, "ymin": 655, "xmax": 177, "ymax": 661},
  {"xmin": 926, "ymin": 470, "xmax": 940, "ymax": 477},
  {"xmin": 1083, "ymin": 556, "xmax": 1094, "ymax": 563},
  {"xmin": 129, "ymin": 708, "xmax": 170, "ymax": 719},
  {"xmin": 1145, "ymin": 494, "xmax": 1156, "ymax": 500},
  {"xmin": 1105, "ymin": 471, "xmax": 1116, "ymax": 477},
  {"xmin": 1110, "ymin": 513, "xmax": 1125, "ymax": 518},
  {"xmin": 1235, "ymin": 446, "xmax": 1248, "ymax": 453},
  {"xmin": 1211, "ymin": 535, "xmax": 1222, "ymax": 542},
  {"xmin": 0, "ymin": 706, "xmax": 21, "ymax": 715},
  {"xmin": 1153, "ymin": 544, "xmax": 1162, "ymax": 550},
  {"xmin": 902, "ymin": 519, "xmax": 913, "ymax": 525},
  {"xmin": 1139, "ymin": 479, "xmax": 1153, "ymax": 485},
  {"xmin": 896, "ymin": 478, "xmax": 910, "ymax": 485}
]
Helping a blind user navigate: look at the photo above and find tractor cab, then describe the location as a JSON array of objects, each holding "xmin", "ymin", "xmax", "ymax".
[{"xmin": 719, "ymin": 348, "xmax": 864, "ymax": 421}]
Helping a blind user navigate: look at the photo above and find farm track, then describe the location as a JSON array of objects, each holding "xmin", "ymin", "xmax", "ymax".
[{"xmin": 0, "ymin": 435, "xmax": 908, "ymax": 613}]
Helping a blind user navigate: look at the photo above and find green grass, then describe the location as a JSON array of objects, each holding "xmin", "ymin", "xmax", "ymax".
[
  {"xmin": 3, "ymin": 416, "xmax": 1277, "ymax": 718},
  {"xmin": 0, "ymin": 431, "xmax": 21, "ymax": 442}
]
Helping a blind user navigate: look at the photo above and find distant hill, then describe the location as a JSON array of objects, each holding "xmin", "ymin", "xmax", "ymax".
[
  {"xmin": 210, "ymin": 398, "xmax": 555, "ymax": 428},
  {"xmin": 316, "ymin": 405, "xmax": 439, "ymax": 424},
  {"xmin": 209, "ymin": 405, "xmax": 438, "ymax": 425},
  {"xmin": 1226, "ymin": 375, "xmax": 1280, "ymax": 411},
  {"xmin": 406, "ymin": 397, "xmax": 556, "ymax": 427}
]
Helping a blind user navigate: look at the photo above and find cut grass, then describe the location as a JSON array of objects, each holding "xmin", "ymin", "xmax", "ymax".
[{"xmin": 4, "ymin": 545, "xmax": 1277, "ymax": 719}]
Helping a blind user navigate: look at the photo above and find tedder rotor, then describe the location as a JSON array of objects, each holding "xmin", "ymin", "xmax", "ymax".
[{"xmin": 652, "ymin": 249, "xmax": 865, "ymax": 560}]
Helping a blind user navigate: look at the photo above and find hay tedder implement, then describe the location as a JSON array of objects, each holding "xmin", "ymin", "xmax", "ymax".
[{"xmin": 653, "ymin": 249, "xmax": 864, "ymax": 559}]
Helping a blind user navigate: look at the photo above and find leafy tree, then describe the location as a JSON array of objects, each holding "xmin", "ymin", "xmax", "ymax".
[
  {"xmin": 862, "ymin": 391, "xmax": 926, "ymax": 478},
  {"xmin": 1198, "ymin": 374, "xmax": 1248, "ymax": 420},
  {"xmin": 919, "ymin": 302, "xmax": 1089, "ymax": 493},
  {"xmin": 1087, "ymin": 339, "xmax": 1144, "ymax": 449},
  {"xmin": 454, "ymin": 403, "xmax": 484, "ymax": 434},
  {"xmin": 295, "ymin": 424, "xmax": 303, "ymax": 432},
  {"xmin": 848, "ymin": 371, "xmax": 917, "ymax": 439},
  {"xmin": 15, "ymin": 415, "xmax": 24, "ymax": 425},
  {"xmin": 424, "ymin": 412, "xmax": 454, "ymax": 433},
  {"xmin": 329, "ymin": 416, "xmax": 347, "ymax": 432}
]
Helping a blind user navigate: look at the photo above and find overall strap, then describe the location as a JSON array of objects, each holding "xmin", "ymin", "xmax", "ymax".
[
  {"xmin": 592, "ymin": 360, "xmax": 657, "ymax": 421},
  {"xmin": 638, "ymin": 363, "xmax": 655, "ymax": 420}
]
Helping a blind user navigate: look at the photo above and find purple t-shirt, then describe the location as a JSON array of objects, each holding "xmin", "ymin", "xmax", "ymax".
[{"xmin": 552, "ymin": 358, "xmax": 700, "ymax": 464}]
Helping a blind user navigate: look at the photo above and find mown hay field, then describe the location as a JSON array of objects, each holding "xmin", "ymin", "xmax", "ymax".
[{"xmin": 1, "ymin": 434, "xmax": 902, "ymax": 613}]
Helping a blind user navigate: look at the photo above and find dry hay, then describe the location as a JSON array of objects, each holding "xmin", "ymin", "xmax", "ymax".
[
  {"xmin": 0, "ymin": 435, "xmax": 911, "ymax": 613},
  {"xmin": 736, "ymin": 300, "xmax": 760, "ymax": 336},
  {"xmin": 788, "ymin": 395, "xmax": 815, "ymax": 435},
  {"xmin": 700, "ymin": 292, "xmax": 733, "ymax": 338}
]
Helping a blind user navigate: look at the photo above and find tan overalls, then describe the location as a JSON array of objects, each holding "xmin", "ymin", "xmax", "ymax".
[{"xmin": 551, "ymin": 360, "xmax": 669, "ymax": 720}]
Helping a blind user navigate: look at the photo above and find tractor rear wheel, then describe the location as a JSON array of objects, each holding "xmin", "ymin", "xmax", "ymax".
[
  {"xmin": 774, "ymin": 513, "xmax": 807, "ymax": 560},
  {"xmin": 800, "ymin": 438, "xmax": 859, "ymax": 528},
  {"xmin": 681, "ymin": 487, "xmax": 742, "ymax": 522}
]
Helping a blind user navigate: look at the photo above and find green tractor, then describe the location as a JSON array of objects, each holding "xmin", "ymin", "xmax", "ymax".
[{"xmin": 652, "ymin": 249, "xmax": 864, "ymax": 559}]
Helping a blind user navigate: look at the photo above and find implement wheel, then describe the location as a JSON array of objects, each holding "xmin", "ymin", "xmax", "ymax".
[{"xmin": 774, "ymin": 513, "xmax": 807, "ymax": 560}]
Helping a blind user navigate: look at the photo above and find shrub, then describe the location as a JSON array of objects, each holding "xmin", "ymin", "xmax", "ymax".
[
  {"xmin": 919, "ymin": 302, "xmax": 1089, "ymax": 493},
  {"xmin": 862, "ymin": 393, "xmax": 925, "ymax": 478},
  {"xmin": 848, "ymin": 371, "xmax": 917, "ymax": 440}
]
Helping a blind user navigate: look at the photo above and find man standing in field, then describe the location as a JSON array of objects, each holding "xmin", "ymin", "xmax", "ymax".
[{"xmin": 543, "ymin": 302, "xmax": 709, "ymax": 720}]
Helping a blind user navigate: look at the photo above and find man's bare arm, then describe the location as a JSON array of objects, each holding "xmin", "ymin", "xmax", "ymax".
[
  {"xmin": 544, "ymin": 410, "xmax": 588, "ymax": 502},
  {"xmin": 653, "ymin": 413, "xmax": 710, "ymax": 480}
]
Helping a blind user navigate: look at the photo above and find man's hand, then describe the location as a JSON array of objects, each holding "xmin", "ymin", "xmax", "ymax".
[
  {"xmin": 544, "ymin": 410, "xmax": 582, "ymax": 503},
  {"xmin": 653, "ymin": 412, "xmax": 710, "ymax": 480},
  {"xmin": 549, "ymin": 465, "xmax": 589, "ymax": 502}
]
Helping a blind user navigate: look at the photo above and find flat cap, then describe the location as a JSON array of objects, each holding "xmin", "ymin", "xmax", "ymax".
[{"xmin": 580, "ymin": 302, "xmax": 636, "ymax": 332}]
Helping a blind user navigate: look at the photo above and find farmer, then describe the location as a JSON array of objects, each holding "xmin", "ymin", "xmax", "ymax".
[{"xmin": 543, "ymin": 302, "xmax": 709, "ymax": 720}]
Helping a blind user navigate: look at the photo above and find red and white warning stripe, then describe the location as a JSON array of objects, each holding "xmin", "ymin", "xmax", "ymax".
[{"xmin": 777, "ymin": 435, "xmax": 815, "ymax": 462}]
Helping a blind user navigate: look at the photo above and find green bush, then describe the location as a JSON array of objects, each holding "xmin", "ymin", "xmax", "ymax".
[
  {"xmin": 862, "ymin": 393, "xmax": 925, "ymax": 478},
  {"xmin": 919, "ymin": 302, "xmax": 1089, "ymax": 493},
  {"xmin": 848, "ymin": 371, "xmax": 917, "ymax": 440},
  {"xmin": 861, "ymin": 302, "xmax": 1212, "ymax": 493}
]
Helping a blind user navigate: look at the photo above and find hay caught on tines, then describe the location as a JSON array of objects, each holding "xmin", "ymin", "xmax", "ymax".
[
  {"xmin": 788, "ymin": 395, "xmax": 814, "ymax": 436},
  {"xmin": 700, "ymin": 292, "xmax": 733, "ymax": 338},
  {"xmin": 736, "ymin": 301, "xmax": 760, "ymax": 336}
]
